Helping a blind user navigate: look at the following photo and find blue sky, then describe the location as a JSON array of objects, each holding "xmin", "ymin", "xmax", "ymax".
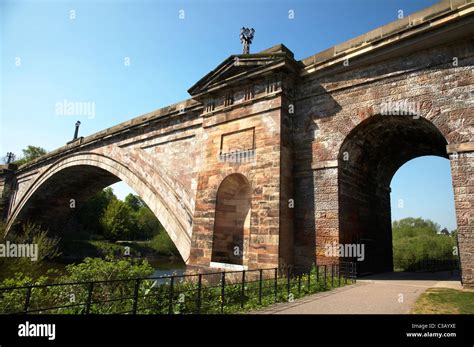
[{"xmin": 0, "ymin": 0, "xmax": 456, "ymax": 230}]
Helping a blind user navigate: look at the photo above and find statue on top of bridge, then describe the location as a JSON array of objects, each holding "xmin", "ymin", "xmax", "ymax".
[{"xmin": 240, "ymin": 27, "xmax": 255, "ymax": 54}]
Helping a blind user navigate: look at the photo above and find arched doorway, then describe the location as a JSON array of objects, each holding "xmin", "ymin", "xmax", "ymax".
[
  {"xmin": 211, "ymin": 173, "xmax": 251, "ymax": 266},
  {"xmin": 337, "ymin": 114, "xmax": 449, "ymax": 275}
]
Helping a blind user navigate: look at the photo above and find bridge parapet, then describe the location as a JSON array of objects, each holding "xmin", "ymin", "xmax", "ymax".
[{"xmin": 16, "ymin": 98, "xmax": 202, "ymax": 173}]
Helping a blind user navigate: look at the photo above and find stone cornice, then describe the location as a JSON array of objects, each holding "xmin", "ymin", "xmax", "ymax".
[
  {"xmin": 300, "ymin": 0, "xmax": 474, "ymax": 77},
  {"xmin": 447, "ymin": 142, "xmax": 474, "ymax": 154}
]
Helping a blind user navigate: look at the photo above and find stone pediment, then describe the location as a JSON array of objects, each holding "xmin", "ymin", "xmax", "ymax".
[{"xmin": 188, "ymin": 44, "xmax": 300, "ymax": 99}]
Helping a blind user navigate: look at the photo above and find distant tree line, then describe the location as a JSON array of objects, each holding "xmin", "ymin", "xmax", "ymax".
[
  {"xmin": 392, "ymin": 217, "xmax": 458, "ymax": 271},
  {"xmin": 4, "ymin": 145, "xmax": 47, "ymax": 166}
]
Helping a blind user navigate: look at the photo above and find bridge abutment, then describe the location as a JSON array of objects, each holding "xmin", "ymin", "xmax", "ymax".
[{"xmin": 449, "ymin": 144, "xmax": 474, "ymax": 289}]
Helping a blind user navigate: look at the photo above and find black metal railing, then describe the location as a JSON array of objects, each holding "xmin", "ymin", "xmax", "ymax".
[{"xmin": 0, "ymin": 262, "xmax": 356, "ymax": 315}]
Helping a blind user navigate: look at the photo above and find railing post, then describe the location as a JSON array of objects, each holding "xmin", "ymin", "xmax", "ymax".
[
  {"xmin": 24, "ymin": 286, "xmax": 32, "ymax": 314},
  {"xmin": 221, "ymin": 272, "xmax": 225, "ymax": 314},
  {"xmin": 324, "ymin": 265, "xmax": 327, "ymax": 290},
  {"xmin": 331, "ymin": 264, "xmax": 334, "ymax": 288},
  {"xmin": 316, "ymin": 264, "xmax": 319, "ymax": 283},
  {"xmin": 258, "ymin": 269, "xmax": 263, "ymax": 305},
  {"xmin": 307, "ymin": 266, "xmax": 311, "ymax": 292},
  {"xmin": 286, "ymin": 267, "xmax": 291, "ymax": 298},
  {"xmin": 344, "ymin": 263, "xmax": 347, "ymax": 284},
  {"xmin": 274, "ymin": 268, "xmax": 278, "ymax": 302},
  {"xmin": 85, "ymin": 282, "xmax": 94, "ymax": 314},
  {"xmin": 168, "ymin": 276, "xmax": 175, "ymax": 315},
  {"xmin": 347, "ymin": 262, "xmax": 350, "ymax": 284},
  {"xmin": 132, "ymin": 279, "xmax": 140, "ymax": 314},
  {"xmin": 196, "ymin": 274, "xmax": 202, "ymax": 314},
  {"xmin": 298, "ymin": 273, "xmax": 301, "ymax": 295},
  {"xmin": 240, "ymin": 270, "xmax": 246, "ymax": 309},
  {"xmin": 338, "ymin": 264, "xmax": 341, "ymax": 286}
]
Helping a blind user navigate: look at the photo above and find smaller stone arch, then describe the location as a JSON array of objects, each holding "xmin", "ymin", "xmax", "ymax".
[{"xmin": 211, "ymin": 173, "xmax": 252, "ymax": 266}]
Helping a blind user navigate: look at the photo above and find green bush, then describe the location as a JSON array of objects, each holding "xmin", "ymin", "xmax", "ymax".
[
  {"xmin": 148, "ymin": 232, "xmax": 179, "ymax": 256},
  {"xmin": 0, "ymin": 257, "xmax": 154, "ymax": 314},
  {"xmin": 392, "ymin": 218, "xmax": 457, "ymax": 271},
  {"xmin": 100, "ymin": 199, "xmax": 139, "ymax": 241},
  {"xmin": 0, "ymin": 261, "xmax": 351, "ymax": 314},
  {"xmin": 0, "ymin": 223, "xmax": 60, "ymax": 282}
]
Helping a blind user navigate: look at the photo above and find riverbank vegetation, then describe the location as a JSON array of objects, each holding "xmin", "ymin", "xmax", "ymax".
[
  {"xmin": 0, "ymin": 259, "xmax": 353, "ymax": 314},
  {"xmin": 0, "ymin": 187, "xmax": 181, "ymax": 286},
  {"xmin": 0, "ymin": 223, "xmax": 61, "ymax": 282},
  {"xmin": 61, "ymin": 188, "xmax": 179, "ymax": 260},
  {"xmin": 392, "ymin": 218, "xmax": 458, "ymax": 271}
]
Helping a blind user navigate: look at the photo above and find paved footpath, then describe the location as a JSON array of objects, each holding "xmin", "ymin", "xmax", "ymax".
[{"xmin": 255, "ymin": 271, "xmax": 462, "ymax": 314}]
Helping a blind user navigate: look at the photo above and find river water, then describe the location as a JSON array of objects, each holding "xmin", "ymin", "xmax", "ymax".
[{"xmin": 148, "ymin": 259, "xmax": 186, "ymax": 278}]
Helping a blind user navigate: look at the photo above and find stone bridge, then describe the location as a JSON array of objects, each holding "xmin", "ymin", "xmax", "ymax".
[{"xmin": 1, "ymin": 0, "xmax": 473, "ymax": 287}]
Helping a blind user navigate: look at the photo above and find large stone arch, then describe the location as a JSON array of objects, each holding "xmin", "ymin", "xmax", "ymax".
[
  {"xmin": 336, "ymin": 114, "xmax": 449, "ymax": 274},
  {"xmin": 5, "ymin": 152, "xmax": 192, "ymax": 262}
]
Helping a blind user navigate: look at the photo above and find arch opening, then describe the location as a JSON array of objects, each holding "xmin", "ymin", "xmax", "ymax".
[
  {"xmin": 390, "ymin": 156, "xmax": 458, "ymax": 272},
  {"xmin": 338, "ymin": 114, "xmax": 449, "ymax": 275},
  {"xmin": 12, "ymin": 165, "xmax": 120, "ymax": 234},
  {"xmin": 211, "ymin": 173, "xmax": 251, "ymax": 266},
  {"xmin": 7, "ymin": 154, "xmax": 190, "ymax": 262}
]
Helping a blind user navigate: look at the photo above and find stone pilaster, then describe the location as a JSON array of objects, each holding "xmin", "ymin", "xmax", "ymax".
[
  {"xmin": 449, "ymin": 143, "xmax": 474, "ymax": 288},
  {"xmin": 312, "ymin": 161, "xmax": 340, "ymax": 265}
]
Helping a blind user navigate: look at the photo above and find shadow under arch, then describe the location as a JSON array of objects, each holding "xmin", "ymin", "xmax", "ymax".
[
  {"xmin": 6, "ymin": 152, "xmax": 191, "ymax": 262},
  {"xmin": 211, "ymin": 173, "xmax": 252, "ymax": 266},
  {"xmin": 337, "ymin": 114, "xmax": 448, "ymax": 275}
]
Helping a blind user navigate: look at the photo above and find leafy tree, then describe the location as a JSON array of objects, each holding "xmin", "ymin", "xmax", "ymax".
[
  {"xmin": 135, "ymin": 205, "xmax": 164, "ymax": 239},
  {"xmin": 14, "ymin": 146, "xmax": 47, "ymax": 166},
  {"xmin": 392, "ymin": 217, "xmax": 457, "ymax": 271},
  {"xmin": 124, "ymin": 193, "xmax": 164, "ymax": 240},
  {"xmin": 100, "ymin": 199, "xmax": 138, "ymax": 241},
  {"xmin": 392, "ymin": 217, "xmax": 440, "ymax": 237},
  {"xmin": 76, "ymin": 187, "xmax": 117, "ymax": 237},
  {"xmin": 124, "ymin": 193, "xmax": 144, "ymax": 211},
  {"xmin": 77, "ymin": 190, "xmax": 166, "ymax": 241}
]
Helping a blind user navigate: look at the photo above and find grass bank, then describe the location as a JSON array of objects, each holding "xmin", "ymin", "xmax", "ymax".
[{"xmin": 411, "ymin": 288, "xmax": 474, "ymax": 314}]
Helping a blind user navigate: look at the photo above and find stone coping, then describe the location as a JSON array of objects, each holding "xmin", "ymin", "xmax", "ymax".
[
  {"xmin": 16, "ymin": 98, "xmax": 202, "ymax": 171},
  {"xmin": 300, "ymin": 0, "xmax": 473, "ymax": 72}
]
